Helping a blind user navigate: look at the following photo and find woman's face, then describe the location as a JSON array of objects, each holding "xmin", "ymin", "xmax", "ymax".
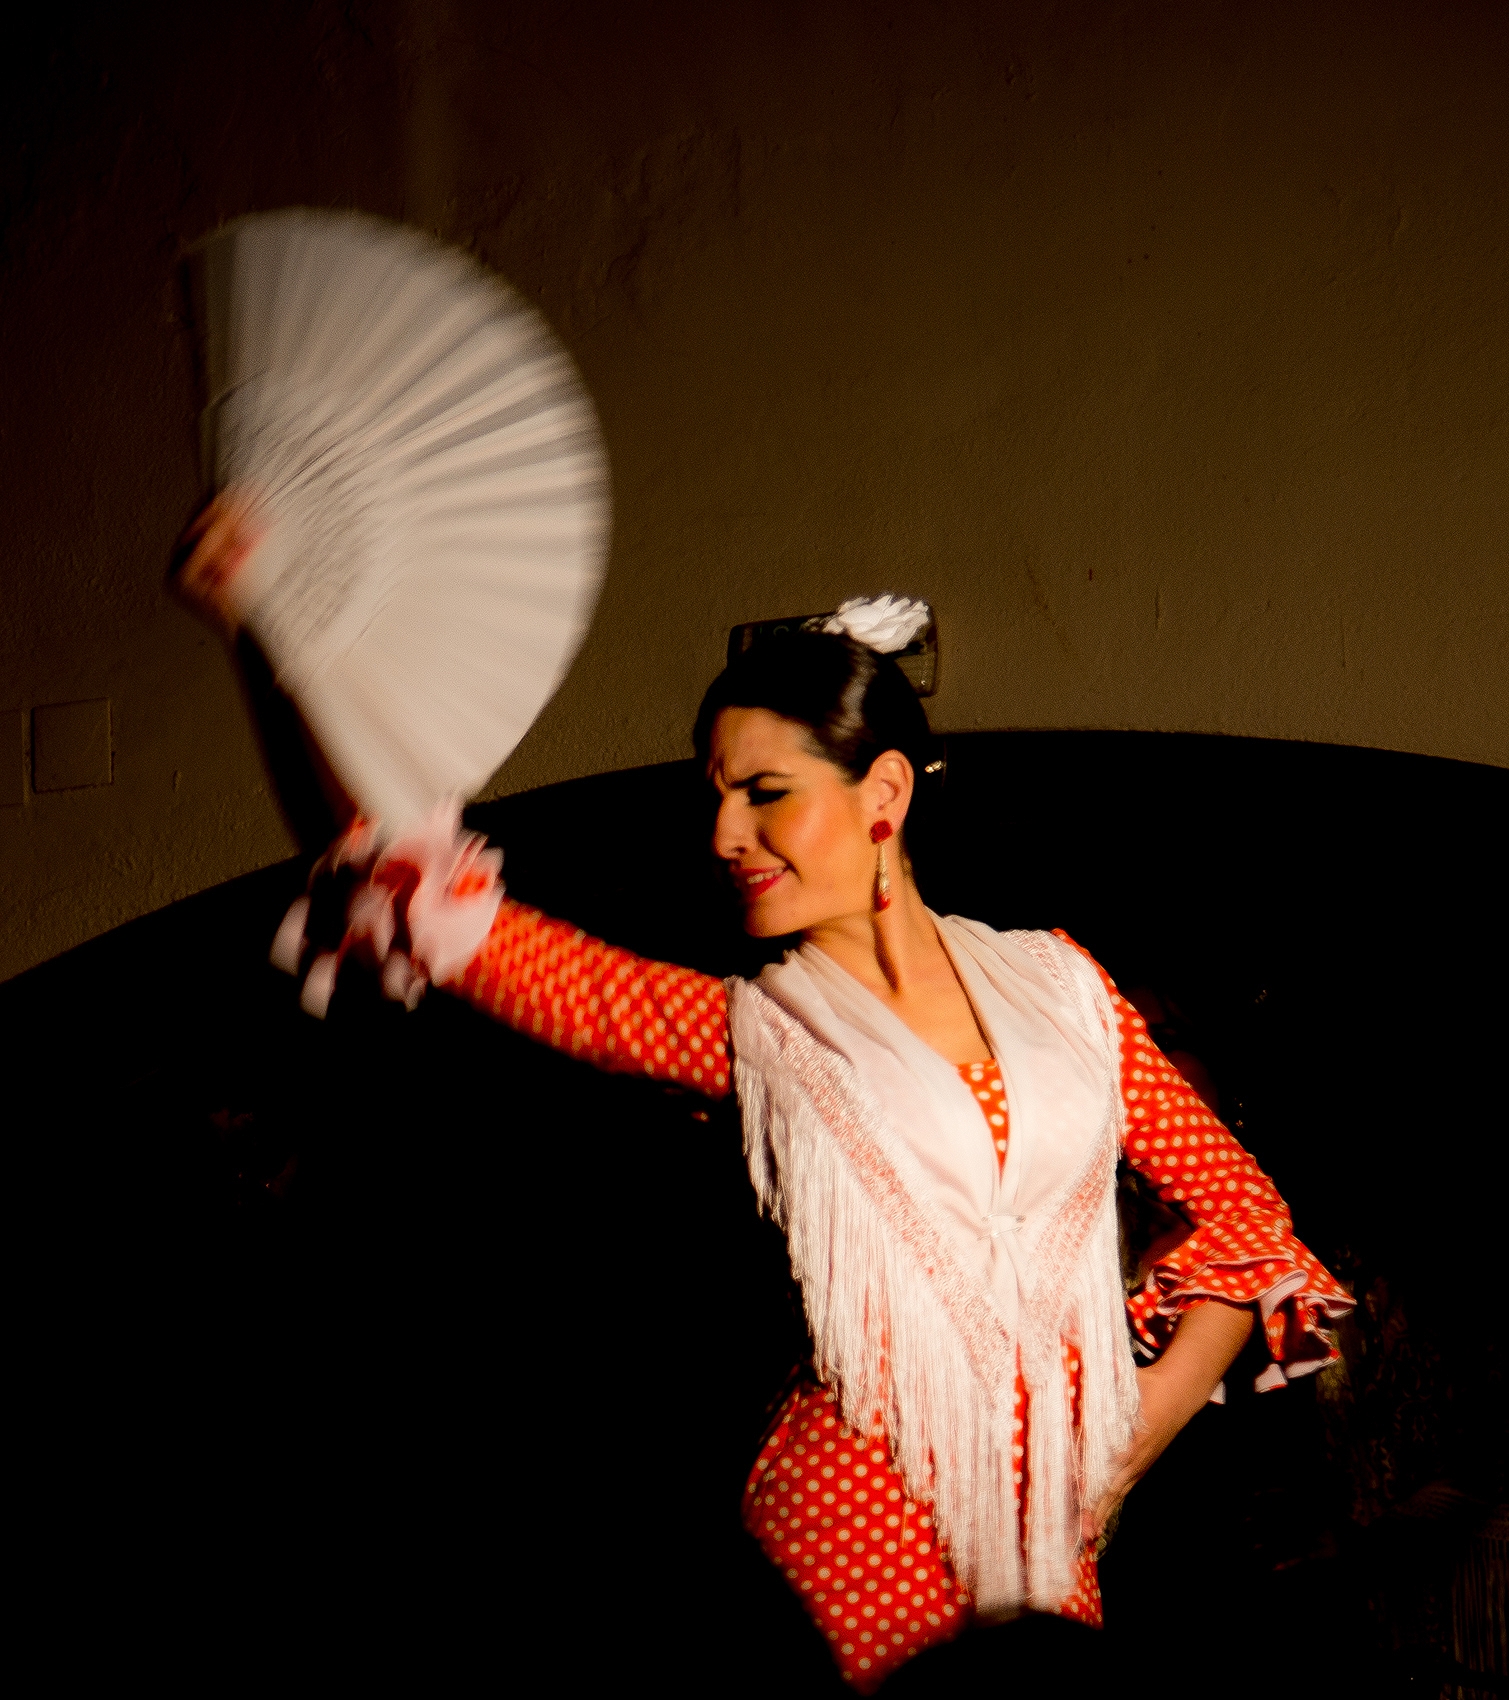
[{"xmin": 707, "ymin": 707, "xmax": 909, "ymax": 938}]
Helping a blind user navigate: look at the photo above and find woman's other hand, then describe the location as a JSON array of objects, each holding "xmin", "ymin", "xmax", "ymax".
[
  {"xmin": 171, "ymin": 491, "xmax": 264, "ymax": 643},
  {"xmin": 1083, "ymin": 1298, "xmax": 1255, "ymax": 1543}
]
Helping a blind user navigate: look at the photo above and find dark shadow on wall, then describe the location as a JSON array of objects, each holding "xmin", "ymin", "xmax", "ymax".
[{"xmin": 7, "ymin": 733, "xmax": 1505, "ymax": 1693}]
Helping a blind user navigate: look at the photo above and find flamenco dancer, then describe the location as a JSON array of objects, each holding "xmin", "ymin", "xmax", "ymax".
[{"xmin": 180, "ymin": 539, "xmax": 1351, "ymax": 1690}]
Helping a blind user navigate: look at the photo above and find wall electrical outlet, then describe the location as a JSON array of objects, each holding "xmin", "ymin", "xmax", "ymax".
[{"xmin": 32, "ymin": 700, "xmax": 113, "ymax": 792}]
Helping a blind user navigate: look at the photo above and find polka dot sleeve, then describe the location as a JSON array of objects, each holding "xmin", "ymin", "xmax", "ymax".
[
  {"xmin": 1053, "ymin": 931, "xmax": 1354, "ymax": 1386},
  {"xmin": 451, "ymin": 898, "xmax": 733, "ymax": 1098}
]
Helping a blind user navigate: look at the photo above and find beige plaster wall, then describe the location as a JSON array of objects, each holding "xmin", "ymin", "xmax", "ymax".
[{"xmin": 3, "ymin": 1, "xmax": 1505, "ymax": 981}]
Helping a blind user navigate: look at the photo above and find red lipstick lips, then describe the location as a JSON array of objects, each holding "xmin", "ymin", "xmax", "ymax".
[{"xmin": 736, "ymin": 866, "xmax": 786, "ymax": 900}]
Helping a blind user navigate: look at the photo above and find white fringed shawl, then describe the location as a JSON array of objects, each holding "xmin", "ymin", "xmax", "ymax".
[{"xmin": 728, "ymin": 918, "xmax": 1140, "ymax": 1618}]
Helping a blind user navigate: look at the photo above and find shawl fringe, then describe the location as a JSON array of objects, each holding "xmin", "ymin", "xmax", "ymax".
[{"xmin": 730, "ymin": 928, "xmax": 1140, "ymax": 1616}]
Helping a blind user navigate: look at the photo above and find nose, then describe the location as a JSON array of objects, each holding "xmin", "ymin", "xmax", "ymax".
[{"xmin": 712, "ymin": 793, "xmax": 752, "ymax": 861}]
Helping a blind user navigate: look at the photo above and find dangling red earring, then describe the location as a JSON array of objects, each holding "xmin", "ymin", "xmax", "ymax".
[{"xmin": 870, "ymin": 820, "xmax": 893, "ymax": 911}]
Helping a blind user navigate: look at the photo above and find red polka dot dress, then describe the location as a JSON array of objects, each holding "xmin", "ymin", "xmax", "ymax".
[
  {"xmin": 451, "ymin": 904, "xmax": 1351, "ymax": 1685},
  {"xmin": 741, "ymin": 1059, "xmax": 1102, "ymax": 1690}
]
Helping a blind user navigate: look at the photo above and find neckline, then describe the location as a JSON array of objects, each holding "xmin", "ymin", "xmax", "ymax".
[{"xmin": 797, "ymin": 915, "xmax": 998, "ymax": 1070}]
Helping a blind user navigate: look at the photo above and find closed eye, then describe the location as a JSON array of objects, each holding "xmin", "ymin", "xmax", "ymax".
[{"xmin": 711, "ymin": 767, "xmax": 796, "ymax": 805}]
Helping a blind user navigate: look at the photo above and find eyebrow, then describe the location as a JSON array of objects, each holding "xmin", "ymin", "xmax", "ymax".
[{"xmin": 723, "ymin": 769, "xmax": 796, "ymax": 790}]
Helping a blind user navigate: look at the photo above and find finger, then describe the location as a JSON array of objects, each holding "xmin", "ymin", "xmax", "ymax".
[
  {"xmin": 176, "ymin": 512, "xmax": 237, "ymax": 597},
  {"xmin": 176, "ymin": 501, "xmax": 217, "ymax": 548},
  {"xmin": 1084, "ymin": 1459, "xmax": 1137, "ymax": 1537},
  {"xmin": 172, "ymin": 559, "xmax": 237, "ymax": 642},
  {"xmin": 195, "ymin": 505, "xmax": 248, "ymax": 579},
  {"xmin": 174, "ymin": 508, "xmax": 263, "ymax": 639},
  {"xmin": 171, "ymin": 495, "xmax": 235, "ymax": 578},
  {"xmin": 1083, "ymin": 1483, "xmax": 1124, "ymax": 1542},
  {"xmin": 176, "ymin": 539, "xmax": 223, "ymax": 601},
  {"xmin": 174, "ymin": 494, "xmax": 257, "ymax": 584}
]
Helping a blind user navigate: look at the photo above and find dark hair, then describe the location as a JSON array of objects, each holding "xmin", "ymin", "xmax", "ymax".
[{"xmin": 693, "ymin": 630, "xmax": 941, "ymax": 846}]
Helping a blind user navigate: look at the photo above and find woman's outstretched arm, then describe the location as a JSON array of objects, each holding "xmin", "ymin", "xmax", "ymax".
[
  {"xmin": 266, "ymin": 808, "xmax": 735, "ymax": 1097},
  {"xmin": 449, "ymin": 898, "xmax": 734, "ymax": 1098}
]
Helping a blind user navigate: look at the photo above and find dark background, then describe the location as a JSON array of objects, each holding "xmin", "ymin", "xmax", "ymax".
[{"xmin": 10, "ymin": 731, "xmax": 1504, "ymax": 1692}]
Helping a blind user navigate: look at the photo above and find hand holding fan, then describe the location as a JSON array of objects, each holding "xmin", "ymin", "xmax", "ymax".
[{"xmin": 185, "ymin": 208, "xmax": 610, "ymax": 836}]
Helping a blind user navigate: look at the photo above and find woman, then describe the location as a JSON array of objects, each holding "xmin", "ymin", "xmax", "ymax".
[{"xmin": 178, "ymin": 530, "xmax": 1353, "ymax": 1688}]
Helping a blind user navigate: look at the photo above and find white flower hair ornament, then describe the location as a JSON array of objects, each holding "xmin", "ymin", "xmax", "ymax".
[{"xmin": 820, "ymin": 594, "xmax": 932, "ymax": 654}]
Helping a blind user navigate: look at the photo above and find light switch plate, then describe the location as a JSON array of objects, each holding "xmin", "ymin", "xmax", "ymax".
[{"xmin": 33, "ymin": 700, "xmax": 112, "ymax": 792}]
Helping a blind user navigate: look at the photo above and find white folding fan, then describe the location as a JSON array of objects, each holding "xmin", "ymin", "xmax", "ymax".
[{"xmin": 195, "ymin": 209, "xmax": 609, "ymax": 833}]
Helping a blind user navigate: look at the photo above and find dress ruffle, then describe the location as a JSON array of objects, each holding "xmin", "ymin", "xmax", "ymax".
[
  {"xmin": 1052, "ymin": 930, "xmax": 1355, "ymax": 1393},
  {"xmin": 1125, "ymin": 1211, "xmax": 1354, "ymax": 1387}
]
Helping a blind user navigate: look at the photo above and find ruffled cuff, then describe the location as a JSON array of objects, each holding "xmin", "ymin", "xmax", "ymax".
[
  {"xmin": 270, "ymin": 802, "xmax": 503, "ymax": 1017},
  {"xmin": 1123, "ymin": 1209, "xmax": 1354, "ymax": 1391}
]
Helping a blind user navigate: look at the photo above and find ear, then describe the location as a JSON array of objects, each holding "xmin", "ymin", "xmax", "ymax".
[{"xmin": 864, "ymin": 749, "xmax": 915, "ymax": 829}]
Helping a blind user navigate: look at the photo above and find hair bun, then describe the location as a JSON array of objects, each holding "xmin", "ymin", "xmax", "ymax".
[{"xmin": 819, "ymin": 595, "xmax": 932, "ymax": 654}]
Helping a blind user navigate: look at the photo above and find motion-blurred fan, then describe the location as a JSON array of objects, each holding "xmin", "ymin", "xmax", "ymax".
[{"xmin": 194, "ymin": 209, "xmax": 609, "ymax": 832}]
